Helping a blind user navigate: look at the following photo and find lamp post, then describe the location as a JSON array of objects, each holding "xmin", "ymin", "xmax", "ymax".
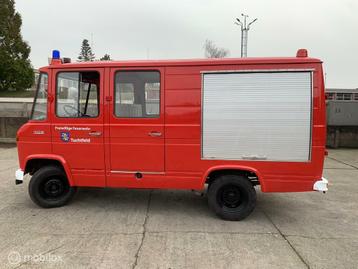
[{"xmin": 235, "ymin": 14, "xmax": 258, "ymax": 57}]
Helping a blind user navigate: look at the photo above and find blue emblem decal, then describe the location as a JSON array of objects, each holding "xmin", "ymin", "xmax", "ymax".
[{"xmin": 60, "ymin": 132, "xmax": 70, "ymax": 142}]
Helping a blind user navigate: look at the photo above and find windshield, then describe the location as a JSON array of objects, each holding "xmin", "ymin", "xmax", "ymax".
[{"xmin": 31, "ymin": 73, "xmax": 48, "ymax": 120}]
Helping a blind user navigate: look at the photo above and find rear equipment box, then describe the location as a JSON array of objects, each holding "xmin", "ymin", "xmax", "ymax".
[{"xmin": 202, "ymin": 70, "xmax": 312, "ymax": 162}]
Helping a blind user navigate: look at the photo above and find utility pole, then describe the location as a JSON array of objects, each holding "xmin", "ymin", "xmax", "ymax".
[{"xmin": 235, "ymin": 14, "xmax": 257, "ymax": 57}]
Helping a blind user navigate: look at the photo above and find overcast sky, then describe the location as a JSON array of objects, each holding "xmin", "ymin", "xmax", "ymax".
[{"xmin": 16, "ymin": 0, "xmax": 358, "ymax": 88}]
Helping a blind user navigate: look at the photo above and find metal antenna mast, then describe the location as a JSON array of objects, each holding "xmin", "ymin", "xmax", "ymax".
[{"xmin": 235, "ymin": 14, "xmax": 257, "ymax": 57}]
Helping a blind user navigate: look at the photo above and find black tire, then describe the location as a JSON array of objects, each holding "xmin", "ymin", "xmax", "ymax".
[
  {"xmin": 28, "ymin": 165, "xmax": 77, "ymax": 208},
  {"xmin": 208, "ymin": 174, "xmax": 256, "ymax": 221}
]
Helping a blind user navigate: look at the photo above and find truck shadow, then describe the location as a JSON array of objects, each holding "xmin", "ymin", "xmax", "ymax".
[
  {"xmin": 71, "ymin": 186, "xmax": 285, "ymax": 222},
  {"xmin": 74, "ymin": 187, "xmax": 208, "ymax": 212}
]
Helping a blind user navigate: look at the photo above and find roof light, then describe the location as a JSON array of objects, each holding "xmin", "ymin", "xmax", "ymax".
[
  {"xmin": 63, "ymin": 57, "xmax": 71, "ymax": 63},
  {"xmin": 52, "ymin": 50, "xmax": 60, "ymax": 59},
  {"xmin": 296, "ymin": 49, "xmax": 308, "ymax": 58}
]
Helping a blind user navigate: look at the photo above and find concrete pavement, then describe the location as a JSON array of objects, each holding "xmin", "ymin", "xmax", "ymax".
[{"xmin": 0, "ymin": 146, "xmax": 357, "ymax": 268}]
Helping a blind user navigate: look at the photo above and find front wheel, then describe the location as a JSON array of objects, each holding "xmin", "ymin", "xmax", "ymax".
[
  {"xmin": 208, "ymin": 174, "xmax": 256, "ymax": 221},
  {"xmin": 29, "ymin": 165, "xmax": 77, "ymax": 208}
]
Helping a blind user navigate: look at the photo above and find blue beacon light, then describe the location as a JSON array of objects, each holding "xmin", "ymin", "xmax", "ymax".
[{"xmin": 52, "ymin": 50, "xmax": 60, "ymax": 59}]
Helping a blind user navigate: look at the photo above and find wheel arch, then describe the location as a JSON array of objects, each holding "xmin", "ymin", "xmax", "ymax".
[
  {"xmin": 202, "ymin": 165, "xmax": 266, "ymax": 191},
  {"xmin": 24, "ymin": 154, "xmax": 74, "ymax": 186}
]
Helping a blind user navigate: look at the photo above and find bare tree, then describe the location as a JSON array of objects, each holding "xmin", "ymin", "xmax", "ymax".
[{"xmin": 204, "ymin": 39, "xmax": 229, "ymax": 58}]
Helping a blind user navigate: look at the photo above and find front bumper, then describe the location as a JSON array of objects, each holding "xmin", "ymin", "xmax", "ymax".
[
  {"xmin": 15, "ymin": 169, "xmax": 24, "ymax": 185},
  {"xmin": 313, "ymin": 177, "xmax": 328, "ymax": 192}
]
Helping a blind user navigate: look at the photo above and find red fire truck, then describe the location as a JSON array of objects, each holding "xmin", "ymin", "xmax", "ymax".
[{"xmin": 15, "ymin": 49, "xmax": 328, "ymax": 220}]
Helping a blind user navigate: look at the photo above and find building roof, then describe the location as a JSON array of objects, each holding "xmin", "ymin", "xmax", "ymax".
[{"xmin": 326, "ymin": 88, "xmax": 358, "ymax": 93}]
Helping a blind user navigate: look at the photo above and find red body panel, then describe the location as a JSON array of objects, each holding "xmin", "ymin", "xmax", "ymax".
[{"xmin": 17, "ymin": 56, "xmax": 326, "ymax": 192}]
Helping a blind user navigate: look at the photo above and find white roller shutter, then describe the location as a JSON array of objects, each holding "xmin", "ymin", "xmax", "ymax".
[{"xmin": 202, "ymin": 71, "xmax": 312, "ymax": 162}]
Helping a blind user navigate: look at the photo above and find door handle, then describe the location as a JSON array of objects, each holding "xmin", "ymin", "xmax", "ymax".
[
  {"xmin": 242, "ymin": 155, "xmax": 267, "ymax": 160},
  {"xmin": 148, "ymin": 131, "xmax": 162, "ymax": 137},
  {"xmin": 89, "ymin": 131, "xmax": 102, "ymax": 137}
]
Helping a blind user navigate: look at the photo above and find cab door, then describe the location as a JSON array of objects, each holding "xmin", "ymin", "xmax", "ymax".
[
  {"xmin": 107, "ymin": 68, "xmax": 165, "ymax": 186},
  {"xmin": 51, "ymin": 69, "xmax": 105, "ymax": 187}
]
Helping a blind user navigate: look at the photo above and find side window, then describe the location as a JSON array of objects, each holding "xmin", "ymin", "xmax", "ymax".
[
  {"xmin": 56, "ymin": 72, "xmax": 100, "ymax": 118},
  {"xmin": 31, "ymin": 73, "xmax": 48, "ymax": 120},
  {"xmin": 114, "ymin": 71, "xmax": 160, "ymax": 118}
]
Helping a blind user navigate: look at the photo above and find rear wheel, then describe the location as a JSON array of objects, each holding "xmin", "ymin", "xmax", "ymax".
[
  {"xmin": 208, "ymin": 174, "xmax": 256, "ymax": 221},
  {"xmin": 29, "ymin": 165, "xmax": 77, "ymax": 208}
]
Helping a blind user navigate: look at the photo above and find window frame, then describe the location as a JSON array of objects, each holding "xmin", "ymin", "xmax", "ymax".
[
  {"xmin": 30, "ymin": 72, "xmax": 48, "ymax": 121},
  {"xmin": 113, "ymin": 70, "xmax": 161, "ymax": 119},
  {"xmin": 55, "ymin": 71, "xmax": 101, "ymax": 119}
]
